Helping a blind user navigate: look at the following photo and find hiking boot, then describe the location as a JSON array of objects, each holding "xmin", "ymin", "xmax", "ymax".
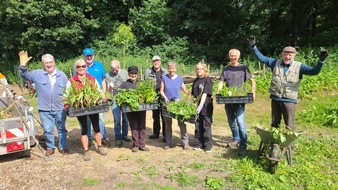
[
  {"xmin": 59, "ymin": 148, "xmax": 69, "ymax": 155},
  {"xmin": 115, "ymin": 140, "xmax": 122, "ymax": 148},
  {"xmin": 227, "ymin": 140, "xmax": 239, "ymax": 149},
  {"xmin": 139, "ymin": 146, "xmax": 149, "ymax": 151},
  {"xmin": 46, "ymin": 149, "xmax": 55, "ymax": 156},
  {"xmin": 83, "ymin": 150, "xmax": 90, "ymax": 161},
  {"xmin": 149, "ymin": 134, "xmax": 159, "ymax": 139},
  {"xmin": 97, "ymin": 146, "xmax": 107, "ymax": 156},
  {"xmin": 238, "ymin": 148, "xmax": 247, "ymax": 156},
  {"xmin": 101, "ymin": 139, "xmax": 111, "ymax": 147},
  {"xmin": 122, "ymin": 136, "xmax": 131, "ymax": 142},
  {"xmin": 132, "ymin": 147, "xmax": 139, "ymax": 152}
]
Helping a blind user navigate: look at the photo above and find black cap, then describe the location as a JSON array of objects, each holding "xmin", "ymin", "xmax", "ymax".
[{"xmin": 128, "ymin": 66, "xmax": 138, "ymax": 74}]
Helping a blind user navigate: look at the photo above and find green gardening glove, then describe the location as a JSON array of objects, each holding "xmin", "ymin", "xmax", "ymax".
[{"xmin": 19, "ymin": 50, "xmax": 32, "ymax": 67}]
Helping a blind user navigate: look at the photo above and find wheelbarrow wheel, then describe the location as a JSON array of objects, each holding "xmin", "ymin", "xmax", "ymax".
[{"xmin": 268, "ymin": 144, "xmax": 280, "ymax": 174}]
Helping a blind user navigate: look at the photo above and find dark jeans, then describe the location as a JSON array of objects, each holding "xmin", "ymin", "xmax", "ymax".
[
  {"xmin": 271, "ymin": 100, "xmax": 296, "ymax": 130},
  {"xmin": 152, "ymin": 104, "xmax": 166, "ymax": 137},
  {"xmin": 194, "ymin": 115, "xmax": 213, "ymax": 150}
]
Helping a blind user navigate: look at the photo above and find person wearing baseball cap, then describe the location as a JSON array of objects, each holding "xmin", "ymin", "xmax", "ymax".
[
  {"xmin": 248, "ymin": 35, "xmax": 329, "ymax": 132},
  {"xmin": 143, "ymin": 55, "xmax": 168, "ymax": 142},
  {"xmin": 119, "ymin": 66, "xmax": 150, "ymax": 152},
  {"xmin": 81, "ymin": 47, "xmax": 110, "ymax": 147}
]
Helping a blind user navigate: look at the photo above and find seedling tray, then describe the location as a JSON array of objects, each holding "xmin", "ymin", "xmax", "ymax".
[
  {"xmin": 67, "ymin": 103, "xmax": 110, "ymax": 117},
  {"xmin": 121, "ymin": 101, "xmax": 158, "ymax": 112},
  {"xmin": 162, "ymin": 106, "xmax": 197, "ymax": 124},
  {"xmin": 216, "ymin": 93, "xmax": 253, "ymax": 104}
]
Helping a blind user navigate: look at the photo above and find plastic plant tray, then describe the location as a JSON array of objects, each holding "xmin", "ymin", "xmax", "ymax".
[
  {"xmin": 121, "ymin": 101, "xmax": 158, "ymax": 112},
  {"xmin": 67, "ymin": 103, "xmax": 110, "ymax": 117},
  {"xmin": 216, "ymin": 93, "xmax": 253, "ymax": 104}
]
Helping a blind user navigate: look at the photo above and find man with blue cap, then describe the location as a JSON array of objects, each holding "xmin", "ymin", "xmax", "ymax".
[{"xmin": 83, "ymin": 47, "xmax": 110, "ymax": 147}]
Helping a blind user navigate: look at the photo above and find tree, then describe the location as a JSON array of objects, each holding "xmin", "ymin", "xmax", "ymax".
[{"xmin": 113, "ymin": 23, "xmax": 135, "ymax": 69}]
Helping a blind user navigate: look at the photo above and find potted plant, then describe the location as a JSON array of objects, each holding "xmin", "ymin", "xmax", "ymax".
[
  {"xmin": 162, "ymin": 94, "xmax": 197, "ymax": 123},
  {"xmin": 114, "ymin": 78, "xmax": 158, "ymax": 112},
  {"xmin": 64, "ymin": 78, "xmax": 109, "ymax": 117},
  {"xmin": 216, "ymin": 85, "xmax": 253, "ymax": 104}
]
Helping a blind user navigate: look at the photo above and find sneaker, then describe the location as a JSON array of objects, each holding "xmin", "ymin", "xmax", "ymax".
[
  {"xmin": 164, "ymin": 146, "xmax": 170, "ymax": 150},
  {"xmin": 115, "ymin": 140, "xmax": 122, "ymax": 148},
  {"xmin": 97, "ymin": 146, "xmax": 107, "ymax": 156},
  {"xmin": 122, "ymin": 136, "xmax": 131, "ymax": 142},
  {"xmin": 205, "ymin": 149, "xmax": 212, "ymax": 153},
  {"xmin": 132, "ymin": 147, "xmax": 139, "ymax": 152},
  {"xmin": 46, "ymin": 149, "xmax": 55, "ymax": 156},
  {"xmin": 193, "ymin": 146, "xmax": 201, "ymax": 151},
  {"xmin": 101, "ymin": 139, "xmax": 111, "ymax": 147},
  {"xmin": 183, "ymin": 144, "xmax": 190, "ymax": 150},
  {"xmin": 149, "ymin": 134, "xmax": 159, "ymax": 139},
  {"xmin": 139, "ymin": 146, "xmax": 149, "ymax": 151},
  {"xmin": 83, "ymin": 150, "xmax": 90, "ymax": 161},
  {"xmin": 238, "ymin": 148, "xmax": 247, "ymax": 156},
  {"xmin": 227, "ymin": 140, "xmax": 239, "ymax": 149}
]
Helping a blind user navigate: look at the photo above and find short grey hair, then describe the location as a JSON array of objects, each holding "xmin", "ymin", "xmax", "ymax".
[
  {"xmin": 167, "ymin": 61, "xmax": 177, "ymax": 68},
  {"xmin": 41, "ymin": 54, "xmax": 55, "ymax": 63},
  {"xmin": 111, "ymin": 60, "xmax": 120, "ymax": 69},
  {"xmin": 228, "ymin": 49, "xmax": 241, "ymax": 57}
]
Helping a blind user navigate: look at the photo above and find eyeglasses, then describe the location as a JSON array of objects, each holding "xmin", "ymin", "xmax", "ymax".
[
  {"xmin": 196, "ymin": 67, "xmax": 204, "ymax": 70},
  {"xmin": 76, "ymin": 65, "xmax": 86, "ymax": 69}
]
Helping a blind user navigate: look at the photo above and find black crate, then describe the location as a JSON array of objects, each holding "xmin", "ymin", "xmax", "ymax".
[
  {"xmin": 216, "ymin": 93, "xmax": 253, "ymax": 104},
  {"xmin": 162, "ymin": 106, "xmax": 197, "ymax": 124},
  {"xmin": 121, "ymin": 101, "xmax": 158, "ymax": 112},
  {"xmin": 67, "ymin": 103, "xmax": 110, "ymax": 117}
]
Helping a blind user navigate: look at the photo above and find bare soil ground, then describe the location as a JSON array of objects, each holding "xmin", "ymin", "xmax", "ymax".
[{"xmin": 0, "ymin": 84, "xmax": 263, "ymax": 190}]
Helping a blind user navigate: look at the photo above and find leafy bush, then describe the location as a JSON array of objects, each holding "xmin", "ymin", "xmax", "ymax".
[{"xmin": 166, "ymin": 94, "xmax": 197, "ymax": 122}]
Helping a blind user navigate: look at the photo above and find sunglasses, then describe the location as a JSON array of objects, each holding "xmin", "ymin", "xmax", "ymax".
[{"xmin": 76, "ymin": 65, "xmax": 86, "ymax": 69}]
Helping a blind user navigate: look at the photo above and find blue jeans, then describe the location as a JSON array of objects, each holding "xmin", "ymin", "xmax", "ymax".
[
  {"xmin": 86, "ymin": 112, "xmax": 106, "ymax": 140},
  {"xmin": 112, "ymin": 101, "xmax": 129, "ymax": 140},
  {"xmin": 225, "ymin": 104, "xmax": 247, "ymax": 149},
  {"xmin": 39, "ymin": 110, "xmax": 68, "ymax": 150}
]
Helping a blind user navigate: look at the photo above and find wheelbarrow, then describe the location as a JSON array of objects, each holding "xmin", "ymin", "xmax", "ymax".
[{"xmin": 255, "ymin": 126, "xmax": 299, "ymax": 174}]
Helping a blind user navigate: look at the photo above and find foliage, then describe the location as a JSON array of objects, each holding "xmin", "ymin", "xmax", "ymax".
[
  {"xmin": 114, "ymin": 79, "xmax": 157, "ymax": 111},
  {"xmin": 165, "ymin": 170, "xmax": 198, "ymax": 187},
  {"xmin": 204, "ymin": 176, "xmax": 225, "ymax": 190},
  {"xmin": 166, "ymin": 94, "xmax": 197, "ymax": 122},
  {"xmin": 219, "ymin": 86, "xmax": 247, "ymax": 97},
  {"xmin": 63, "ymin": 78, "xmax": 102, "ymax": 108}
]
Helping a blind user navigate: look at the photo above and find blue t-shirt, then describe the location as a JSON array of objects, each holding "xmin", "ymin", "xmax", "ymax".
[
  {"xmin": 87, "ymin": 60, "xmax": 106, "ymax": 86},
  {"xmin": 162, "ymin": 74, "xmax": 183, "ymax": 100}
]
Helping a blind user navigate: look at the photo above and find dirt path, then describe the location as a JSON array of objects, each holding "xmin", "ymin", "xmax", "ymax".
[{"xmin": 0, "ymin": 84, "xmax": 254, "ymax": 189}]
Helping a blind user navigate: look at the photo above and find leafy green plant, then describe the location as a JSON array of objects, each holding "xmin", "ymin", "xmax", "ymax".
[
  {"xmin": 166, "ymin": 94, "xmax": 197, "ymax": 122},
  {"xmin": 219, "ymin": 86, "xmax": 246, "ymax": 97},
  {"xmin": 204, "ymin": 176, "xmax": 225, "ymax": 190},
  {"xmin": 82, "ymin": 178, "xmax": 100, "ymax": 186},
  {"xmin": 165, "ymin": 170, "xmax": 198, "ymax": 187},
  {"xmin": 114, "ymin": 79, "xmax": 157, "ymax": 111},
  {"xmin": 64, "ymin": 78, "xmax": 102, "ymax": 108}
]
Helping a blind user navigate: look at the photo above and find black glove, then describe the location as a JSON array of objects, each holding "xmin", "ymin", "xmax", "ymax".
[
  {"xmin": 319, "ymin": 48, "xmax": 329, "ymax": 62},
  {"xmin": 247, "ymin": 35, "xmax": 256, "ymax": 47}
]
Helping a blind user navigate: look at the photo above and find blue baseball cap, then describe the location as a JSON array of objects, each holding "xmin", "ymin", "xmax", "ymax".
[{"xmin": 83, "ymin": 48, "xmax": 94, "ymax": 56}]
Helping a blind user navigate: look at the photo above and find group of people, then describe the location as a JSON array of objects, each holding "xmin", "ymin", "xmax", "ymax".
[{"xmin": 19, "ymin": 36, "xmax": 329, "ymax": 160}]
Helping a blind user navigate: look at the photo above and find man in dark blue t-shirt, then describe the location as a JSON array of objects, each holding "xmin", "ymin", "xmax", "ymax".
[{"xmin": 217, "ymin": 49, "xmax": 256, "ymax": 156}]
